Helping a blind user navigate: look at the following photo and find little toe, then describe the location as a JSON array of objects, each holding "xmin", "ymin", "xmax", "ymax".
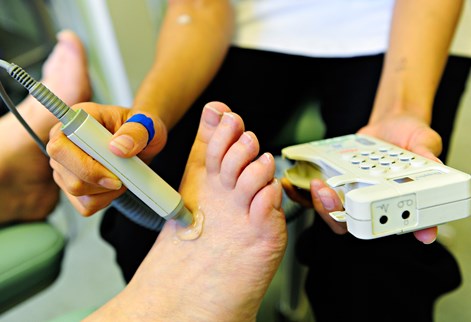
[{"xmin": 250, "ymin": 178, "xmax": 284, "ymax": 226}]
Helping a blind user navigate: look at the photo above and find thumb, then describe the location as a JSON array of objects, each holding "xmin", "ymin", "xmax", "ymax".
[
  {"xmin": 109, "ymin": 114, "xmax": 155, "ymax": 158},
  {"xmin": 109, "ymin": 125, "xmax": 148, "ymax": 158},
  {"xmin": 109, "ymin": 114, "xmax": 168, "ymax": 162}
]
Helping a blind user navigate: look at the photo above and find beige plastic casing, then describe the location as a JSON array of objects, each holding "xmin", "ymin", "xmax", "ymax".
[{"xmin": 282, "ymin": 134, "xmax": 471, "ymax": 239}]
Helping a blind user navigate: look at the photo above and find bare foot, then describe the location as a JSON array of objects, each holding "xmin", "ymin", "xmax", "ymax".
[
  {"xmin": 0, "ymin": 30, "xmax": 91, "ymax": 224},
  {"xmin": 85, "ymin": 102, "xmax": 288, "ymax": 322},
  {"xmin": 18, "ymin": 30, "xmax": 92, "ymax": 140}
]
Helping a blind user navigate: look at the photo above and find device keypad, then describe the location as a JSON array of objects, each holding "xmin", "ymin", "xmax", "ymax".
[{"xmin": 344, "ymin": 147, "xmax": 427, "ymax": 176}]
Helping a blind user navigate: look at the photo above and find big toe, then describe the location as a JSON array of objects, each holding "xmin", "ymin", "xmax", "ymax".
[
  {"xmin": 56, "ymin": 30, "xmax": 86, "ymax": 56},
  {"xmin": 187, "ymin": 102, "xmax": 231, "ymax": 166}
]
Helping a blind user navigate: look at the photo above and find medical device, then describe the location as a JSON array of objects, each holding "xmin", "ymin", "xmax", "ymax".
[{"xmin": 282, "ymin": 134, "xmax": 471, "ymax": 239}]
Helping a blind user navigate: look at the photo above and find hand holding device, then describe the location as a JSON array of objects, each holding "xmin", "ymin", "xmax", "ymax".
[
  {"xmin": 0, "ymin": 59, "xmax": 193, "ymax": 231},
  {"xmin": 282, "ymin": 134, "xmax": 471, "ymax": 239}
]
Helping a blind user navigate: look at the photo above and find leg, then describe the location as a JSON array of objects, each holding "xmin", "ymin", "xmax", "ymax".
[
  {"xmin": 0, "ymin": 30, "xmax": 91, "ymax": 224},
  {"xmin": 86, "ymin": 102, "xmax": 288, "ymax": 322}
]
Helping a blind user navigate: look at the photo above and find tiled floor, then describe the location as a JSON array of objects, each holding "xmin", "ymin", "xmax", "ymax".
[{"xmin": 0, "ymin": 76, "xmax": 470, "ymax": 322}]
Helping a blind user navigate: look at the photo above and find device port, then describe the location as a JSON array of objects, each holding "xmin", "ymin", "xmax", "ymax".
[
  {"xmin": 380, "ymin": 215, "xmax": 388, "ymax": 224},
  {"xmin": 402, "ymin": 210, "xmax": 410, "ymax": 220}
]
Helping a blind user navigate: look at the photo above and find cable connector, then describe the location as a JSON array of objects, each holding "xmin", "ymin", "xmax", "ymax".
[{"xmin": 0, "ymin": 59, "xmax": 76, "ymax": 124}]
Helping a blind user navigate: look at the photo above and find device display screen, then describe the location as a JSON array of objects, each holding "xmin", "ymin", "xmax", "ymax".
[{"xmin": 393, "ymin": 177, "xmax": 414, "ymax": 184}]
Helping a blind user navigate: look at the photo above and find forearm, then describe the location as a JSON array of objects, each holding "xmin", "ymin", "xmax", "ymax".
[
  {"xmin": 371, "ymin": 0, "xmax": 464, "ymax": 124},
  {"xmin": 132, "ymin": 0, "xmax": 234, "ymax": 130}
]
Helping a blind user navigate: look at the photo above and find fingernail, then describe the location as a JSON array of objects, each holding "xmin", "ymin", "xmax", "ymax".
[
  {"xmin": 203, "ymin": 104, "xmax": 223, "ymax": 127},
  {"xmin": 415, "ymin": 230, "xmax": 437, "ymax": 244},
  {"xmin": 110, "ymin": 135, "xmax": 135, "ymax": 155},
  {"xmin": 311, "ymin": 179, "xmax": 323, "ymax": 189},
  {"xmin": 422, "ymin": 237, "xmax": 437, "ymax": 245},
  {"xmin": 318, "ymin": 189, "xmax": 336, "ymax": 210},
  {"xmin": 98, "ymin": 177, "xmax": 122, "ymax": 190}
]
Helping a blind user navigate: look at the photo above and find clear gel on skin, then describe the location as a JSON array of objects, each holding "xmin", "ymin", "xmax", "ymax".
[{"xmin": 176, "ymin": 208, "xmax": 204, "ymax": 241}]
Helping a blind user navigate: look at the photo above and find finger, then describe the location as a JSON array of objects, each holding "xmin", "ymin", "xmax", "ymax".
[
  {"xmin": 63, "ymin": 189, "xmax": 122, "ymax": 217},
  {"xmin": 109, "ymin": 113, "xmax": 167, "ymax": 162},
  {"xmin": 410, "ymin": 128, "xmax": 443, "ymax": 159},
  {"xmin": 75, "ymin": 188, "xmax": 126, "ymax": 217},
  {"xmin": 63, "ymin": 191, "xmax": 91, "ymax": 216},
  {"xmin": 47, "ymin": 126, "xmax": 122, "ymax": 192},
  {"xmin": 310, "ymin": 179, "xmax": 341, "ymax": 211},
  {"xmin": 409, "ymin": 145, "xmax": 442, "ymax": 163},
  {"xmin": 51, "ymin": 161, "xmax": 120, "ymax": 196},
  {"xmin": 109, "ymin": 114, "xmax": 151, "ymax": 158},
  {"xmin": 280, "ymin": 178, "xmax": 313, "ymax": 208},
  {"xmin": 413, "ymin": 226, "xmax": 438, "ymax": 244},
  {"xmin": 310, "ymin": 179, "xmax": 348, "ymax": 234}
]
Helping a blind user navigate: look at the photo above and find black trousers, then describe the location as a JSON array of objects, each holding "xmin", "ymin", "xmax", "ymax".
[{"xmin": 101, "ymin": 47, "xmax": 471, "ymax": 321}]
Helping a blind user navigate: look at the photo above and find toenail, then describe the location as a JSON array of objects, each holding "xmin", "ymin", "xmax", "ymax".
[
  {"xmin": 222, "ymin": 112, "xmax": 235, "ymax": 124},
  {"xmin": 260, "ymin": 152, "xmax": 272, "ymax": 164},
  {"xmin": 204, "ymin": 105, "xmax": 223, "ymax": 126},
  {"xmin": 240, "ymin": 132, "xmax": 253, "ymax": 145}
]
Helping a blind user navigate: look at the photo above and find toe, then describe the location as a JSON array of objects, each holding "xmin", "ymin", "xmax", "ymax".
[
  {"xmin": 56, "ymin": 30, "xmax": 85, "ymax": 53},
  {"xmin": 220, "ymin": 131, "xmax": 259, "ymax": 188},
  {"xmin": 186, "ymin": 103, "xmax": 228, "ymax": 169},
  {"xmin": 205, "ymin": 111, "xmax": 245, "ymax": 174},
  {"xmin": 250, "ymin": 178, "xmax": 286, "ymax": 238},
  {"xmin": 197, "ymin": 102, "xmax": 231, "ymax": 143},
  {"xmin": 234, "ymin": 153, "xmax": 276, "ymax": 208}
]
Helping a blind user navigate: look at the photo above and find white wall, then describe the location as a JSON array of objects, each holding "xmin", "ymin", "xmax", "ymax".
[{"xmin": 49, "ymin": 0, "xmax": 163, "ymax": 106}]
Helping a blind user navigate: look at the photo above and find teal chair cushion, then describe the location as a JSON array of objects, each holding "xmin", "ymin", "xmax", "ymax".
[{"xmin": 0, "ymin": 221, "xmax": 65, "ymax": 313}]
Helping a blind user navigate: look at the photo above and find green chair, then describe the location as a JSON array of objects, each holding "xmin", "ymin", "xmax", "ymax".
[
  {"xmin": 0, "ymin": 221, "xmax": 66, "ymax": 313},
  {"xmin": 0, "ymin": 0, "xmax": 65, "ymax": 313}
]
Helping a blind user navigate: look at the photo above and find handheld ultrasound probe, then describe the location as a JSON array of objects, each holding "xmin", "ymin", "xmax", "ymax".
[{"xmin": 0, "ymin": 59, "xmax": 193, "ymax": 230}]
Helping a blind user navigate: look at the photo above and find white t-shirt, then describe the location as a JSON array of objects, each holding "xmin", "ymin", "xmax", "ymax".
[
  {"xmin": 232, "ymin": 0, "xmax": 471, "ymax": 58},
  {"xmin": 451, "ymin": 1, "xmax": 471, "ymax": 57}
]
